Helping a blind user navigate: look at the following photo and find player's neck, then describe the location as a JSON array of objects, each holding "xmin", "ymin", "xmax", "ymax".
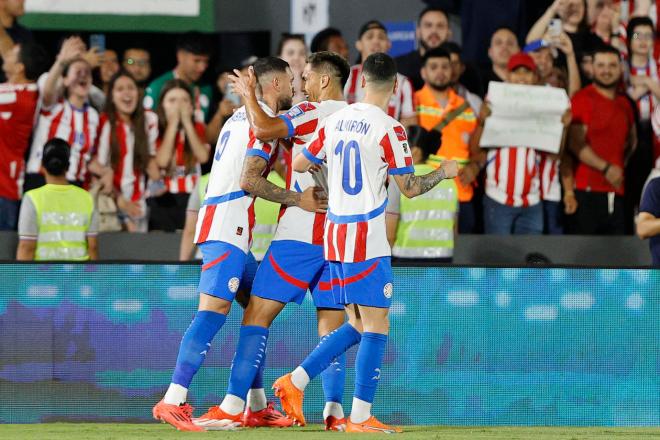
[
  {"xmin": 260, "ymin": 93, "xmax": 279, "ymax": 114},
  {"xmin": 318, "ymin": 86, "xmax": 344, "ymax": 102},
  {"xmin": 362, "ymin": 91, "xmax": 390, "ymax": 112}
]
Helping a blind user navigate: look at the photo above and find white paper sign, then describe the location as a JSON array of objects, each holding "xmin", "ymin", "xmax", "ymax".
[
  {"xmin": 479, "ymin": 82, "xmax": 569, "ymax": 154},
  {"xmin": 291, "ymin": 0, "xmax": 329, "ymax": 44},
  {"xmin": 26, "ymin": 0, "xmax": 199, "ymax": 16}
]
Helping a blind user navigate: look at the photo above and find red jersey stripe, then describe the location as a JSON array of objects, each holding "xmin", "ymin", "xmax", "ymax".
[
  {"xmin": 197, "ymin": 205, "xmax": 216, "ymax": 243},
  {"xmin": 354, "ymin": 221, "xmax": 368, "ymax": 262}
]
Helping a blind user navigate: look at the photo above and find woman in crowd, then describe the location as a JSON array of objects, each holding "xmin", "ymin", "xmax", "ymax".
[
  {"xmin": 277, "ymin": 33, "xmax": 308, "ymax": 104},
  {"xmin": 25, "ymin": 36, "xmax": 100, "ymax": 190},
  {"xmin": 150, "ymin": 79, "xmax": 209, "ymax": 231},
  {"xmin": 89, "ymin": 71, "xmax": 159, "ymax": 232}
]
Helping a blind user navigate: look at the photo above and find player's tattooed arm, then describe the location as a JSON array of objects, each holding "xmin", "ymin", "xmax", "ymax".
[
  {"xmin": 229, "ymin": 67, "xmax": 289, "ymax": 141},
  {"xmin": 393, "ymin": 160, "xmax": 459, "ymax": 198},
  {"xmin": 240, "ymin": 156, "xmax": 328, "ymax": 212}
]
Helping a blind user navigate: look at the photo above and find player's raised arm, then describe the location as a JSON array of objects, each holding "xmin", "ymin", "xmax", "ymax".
[
  {"xmin": 240, "ymin": 153, "xmax": 327, "ymax": 213},
  {"xmin": 229, "ymin": 67, "xmax": 292, "ymax": 141}
]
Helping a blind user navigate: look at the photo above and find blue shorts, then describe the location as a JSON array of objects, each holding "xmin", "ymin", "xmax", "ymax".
[
  {"xmin": 329, "ymin": 257, "xmax": 393, "ymax": 308},
  {"xmin": 198, "ymin": 241, "xmax": 257, "ymax": 302},
  {"xmin": 251, "ymin": 240, "xmax": 342, "ymax": 310}
]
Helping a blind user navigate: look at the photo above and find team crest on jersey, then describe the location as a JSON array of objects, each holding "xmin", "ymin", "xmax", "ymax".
[
  {"xmin": 383, "ymin": 283, "xmax": 393, "ymax": 298},
  {"xmin": 393, "ymin": 125, "xmax": 407, "ymax": 141},
  {"xmin": 228, "ymin": 277, "xmax": 240, "ymax": 293}
]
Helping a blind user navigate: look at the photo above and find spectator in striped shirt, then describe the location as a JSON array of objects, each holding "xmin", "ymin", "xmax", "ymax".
[
  {"xmin": 89, "ymin": 71, "xmax": 160, "ymax": 233},
  {"xmin": 470, "ymin": 52, "xmax": 571, "ymax": 235},
  {"xmin": 150, "ymin": 79, "xmax": 209, "ymax": 232}
]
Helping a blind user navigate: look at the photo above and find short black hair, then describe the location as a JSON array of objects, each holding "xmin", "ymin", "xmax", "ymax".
[
  {"xmin": 593, "ymin": 44, "xmax": 621, "ymax": 59},
  {"xmin": 176, "ymin": 32, "xmax": 211, "ymax": 56},
  {"xmin": 417, "ymin": 6, "xmax": 449, "ymax": 25},
  {"xmin": 42, "ymin": 138, "xmax": 70, "ymax": 176},
  {"xmin": 422, "ymin": 47, "xmax": 451, "ymax": 66},
  {"xmin": 252, "ymin": 56, "xmax": 290, "ymax": 81},
  {"xmin": 310, "ymin": 27, "xmax": 343, "ymax": 53},
  {"xmin": 439, "ymin": 41, "xmax": 461, "ymax": 57},
  {"xmin": 491, "ymin": 26, "xmax": 518, "ymax": 43},
  {"xmin": 18, "ymin": 43, "xmax": 48, "ymax": 81},
  {"xmin": 307, "ymin": 51, "xmax": 351, "ymax": 88},
  {"xmin": 277, "ymin": 33, "xmax": 306, "ymax": 56},
  {"xmin": 628, "ymin": 16, "xmax": 654, "ymax": 34},
  {"xmin": 362, "ymin": 52, "xmax": 397, "ymax": 85}
]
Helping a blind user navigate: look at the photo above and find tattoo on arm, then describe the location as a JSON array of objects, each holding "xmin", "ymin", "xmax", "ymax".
[
  {"xmin": 241, "ymin": 156, "xmax": 301, "ymax": 206},
  {"xmin": 399, "ymin": 167, "xmax": 447, "ymax": 198}
]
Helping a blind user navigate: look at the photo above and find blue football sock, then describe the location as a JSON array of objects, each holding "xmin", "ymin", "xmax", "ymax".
[
  {"xmin": 321, "ymin": 352, "xmax": 346, "ymax": 404},
  {"xmin": 171, "ymin": 310, "xmax": 226, "ymax": 388},
  {"xmin": 251, "ymin": 348, "xmax": 266, "ymax": 389},
  {"xmin": 226, "ymin": 325, "xmax": 269, "ymax": 400},
  {"xmin": 301, "ymin": 323, "xmax": 361, "ymax": 380},
  {"xmin": 354, "ymin": 332, "xmax": 387, "ymax": 403}
]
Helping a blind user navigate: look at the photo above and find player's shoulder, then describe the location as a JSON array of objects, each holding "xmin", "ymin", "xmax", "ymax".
[
  {"xmin": 284, "ymin": 100, "xmax": 319, "ymax": 119},
  {"xmin": 226, "ymin": 105, "xmax": 248, "ymax": 124}
]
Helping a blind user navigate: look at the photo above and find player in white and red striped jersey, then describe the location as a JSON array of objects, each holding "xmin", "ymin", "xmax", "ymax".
[
  {"xmin": 221, "ymin": 51, "xmax": 352, "ymax": 431},
  {"xmin": 0, "ymin": 42, "xmax": 46, "ymax": 230},
  {"xmin": 345, "ymin": 20, "xmax": 417, "ymax": 128},
  {"xmin": 277, "ymin": 53, "xmax": 457, "ymax": 434},
  {"xmin": 153, "ymin": 57, "xmax": 324, "ymax": 433},
  {"xmin": 26, "ymin": 37, "xmax": 99, "ymax": 187},
  {"xmin": 91, "ymin": 72, "xmax": 160, "ymax": 232}
]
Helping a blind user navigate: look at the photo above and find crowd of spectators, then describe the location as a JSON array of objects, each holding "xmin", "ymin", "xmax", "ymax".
[{"xmin": 1, "ymin": 0, "xmax": 660, "ymax": 262}]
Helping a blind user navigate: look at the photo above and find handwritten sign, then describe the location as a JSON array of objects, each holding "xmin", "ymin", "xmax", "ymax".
[{"xmin": 479, "ymin": 82, "xmax": 569, "ymax": 154}]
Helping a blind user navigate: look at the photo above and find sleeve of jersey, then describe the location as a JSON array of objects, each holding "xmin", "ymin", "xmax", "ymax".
[
  {"xmin": 399, "ymin": 77, "xmax": 416, "ymax": 119},
  {"xmin": 277, "ymin": 102, "xmax": 319, "ymax": 138},
  {"xmin": 94, "ymin": 120, "xmax": 111, "ymax": 166},
  {"xmin": 246, "ymin": 128, "xmax": 275, "ymax": 162},
  {"xmin": 380, "ymin": 125, "xmax": 414, "ymax": 175},
  {"xmin": 303, "ymin": 126, "xmax": 327, "ymax": 164}
]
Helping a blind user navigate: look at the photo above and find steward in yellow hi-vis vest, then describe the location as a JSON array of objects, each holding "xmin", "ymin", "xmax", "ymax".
[
  {"xmin": 17, "ymin": 138, "xmax": 98, "ymax": 261},
  {"xmin": 389, "ymin": 126, "xmax": 458, "ymax": 262}
]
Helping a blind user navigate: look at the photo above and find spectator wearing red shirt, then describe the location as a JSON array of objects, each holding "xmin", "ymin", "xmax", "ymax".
[
  {"xmin": 0, "ymin": 42, "xmax": 47, "ymax": 230},
  {"xmin": 151, "ymin": 79, "xmax": 209, "ymax": 232},
  {"xmin": 567, "ymin": 45, "xmax": 637, "ymax": 234}
]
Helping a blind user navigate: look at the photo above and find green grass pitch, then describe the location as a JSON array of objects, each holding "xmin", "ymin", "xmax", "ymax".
[{"xmin": 1, "ymin": 424, "xmax": 659, "ymax": 440}]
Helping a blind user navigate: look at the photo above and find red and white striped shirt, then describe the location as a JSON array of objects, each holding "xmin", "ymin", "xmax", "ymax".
[
  {"xmin": 344, "ymin": 65, "xmax": 415, "ymax": 121},
  {"xmin": 538, "ymin": 152, "xmax": 561, "ymax": 202},
  {"xmin": 627, "ymin": 57, "xmax": 660, "ymax": 121},
  {"xmin": 306, "ymin": 103, "xmax": 414, "ymax": 263},
  {"xmin": 275, "ymin": 100, "xmax": 347, "ymax": 245},
  {"xmin": 158, "ymin": 121, "xmax": 206, "ymax": 194},
  {"xmin": 194, "ymin": 103, "xmax": 279, "ymax": 250},
  {"xmin": 27, "ymin": 99, "xmax": 100, "ymax": 182},
  {"xmin": 485, "ymin": 146, "xmax": 540, "ymax": 208},
  {"xmin": 95, "ymin": 111, "xmax": 158, "ymax": 202},
  {"xmin": 0, "ymin": 83, "xmax": 39, "ymax": 201}
]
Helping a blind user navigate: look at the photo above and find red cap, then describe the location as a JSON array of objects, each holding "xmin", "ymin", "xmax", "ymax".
[{"xmin": 507, "ymin": 52, "xmax": 537, "ymax": 72}]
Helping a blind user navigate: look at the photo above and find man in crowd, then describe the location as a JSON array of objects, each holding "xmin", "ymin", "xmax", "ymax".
[
  {"xmin": 439, "ymin": 42, "xmax": 483, "ymax": 114},
  {"xmin": 311, "ymin": 27, "xmax": 350, "ymax": 60},
  {"xmin": 0, "ymin": 0, "xmax": 31, "ymax": 82},
  {"xmin": 122, "ymin": 47, "xmax": 152, "ymax": 88},
  {"xmin": 567, "ymin": 45, "xmax": 636, "ymax": 235},
  {"xmin": 345, "ymin": 19, "xmax": 417, "ymax": 127},
  {"xmin": 0, "ymin": 42, "xmax": 46, "ymax": 230},
  {"xmin": 145, "ymin": 32, "xmax": 212, "ymax": 126},
  {"xmin": 395, "ymin": 7, "xmax": 452, "ymax": 91},
  {"xmin": 480, "ymin": 27, "xmax": 520, "ymax": 96},
  {"xmin": 415, "ymin": 47, "xmax": 478, "ymax": 232}
]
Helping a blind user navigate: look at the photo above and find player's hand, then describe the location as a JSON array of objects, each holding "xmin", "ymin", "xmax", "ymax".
[
  {"xmin": 563, "ymin": 191, "xmax": 578, "ymax": 214},
  {"xmin": 440, "ymin": 160, "xmax": 459, "ymax": 179},
  {"xmin": 298, "ymin": 186, "xmax": 328, "ymax": 213},
  {"xmin": 604, "ymin": 163, "xmax": 624, "ymax": 188},
  {"xmin": 229, "ymin": 67, "xmax": 257, "ymax": 99},
  {"xmin": 458, "ymin": 161, "xmax": 479, "ymax": 186}
]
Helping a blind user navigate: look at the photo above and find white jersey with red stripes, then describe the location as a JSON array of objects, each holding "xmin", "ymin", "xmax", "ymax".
[
  {"xmin": 158, "ymin": 121, "xmax": 206, "ymax": 194},
  {"xmin": 27, "ymin": 98, "xmax": 100, "ymax": 182},
  {"xmin": 305, "ymin": 102, "xmax": 414, "ymax": 263},
  {"xmin": 627, "ymin": 57, "xmax": 660, "ymax": 121},
  {"xmin": 344, "ymin": 65, "xmax": 415, "ymax": 121},
  {"xmin": 95, "ymin": 111, "xmax": 159, "ymax": 202},
  {"xmin": 275, "ymin": 99, "xmax": 347, "ymax": 245},
  {"xmin": 194, "ymin": 102, "xmax": 279, "ymax": 251},
  {"xmin": 485, "ymin": 146, "xmax": 540, "ymax": 208},
  {"xmin": 538, "ymin": 152, "xmax": 561, "ymax": 202}
]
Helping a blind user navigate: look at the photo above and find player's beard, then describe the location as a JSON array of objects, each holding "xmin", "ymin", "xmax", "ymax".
[{"xmin": 278, "ymin": 95, "xmax": 293, "ymax": 111}]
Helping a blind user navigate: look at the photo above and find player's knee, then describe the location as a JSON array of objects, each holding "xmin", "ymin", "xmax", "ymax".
[
  {"xmin": 241, "ymin": 296, "xmax": 281, "ymax": 327},
  {"xmin": 198, "ymin": 293, "xmax": 232, "ymax": 315},
  {"xmin": 316, "ymin": 309, "xmax": 345, "ymax": 336}
]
